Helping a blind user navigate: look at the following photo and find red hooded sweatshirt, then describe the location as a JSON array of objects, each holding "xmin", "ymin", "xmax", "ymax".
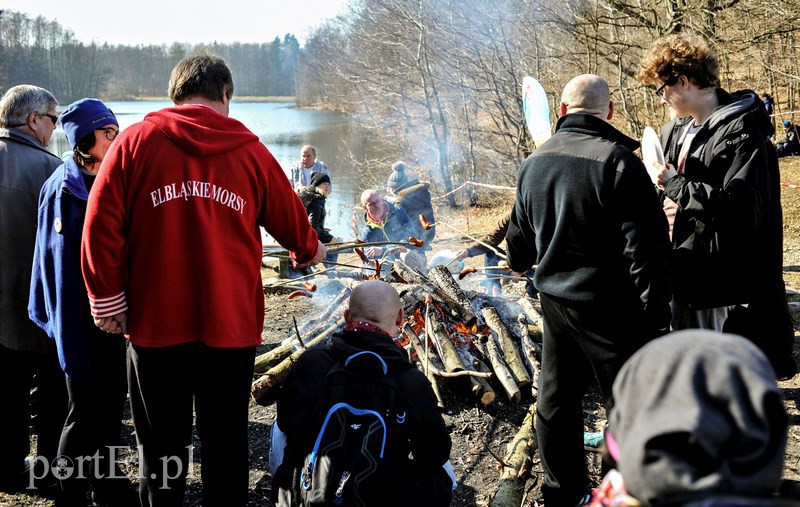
[{"xmin": 81, "ymin": 105, "xmax": 319, "ymax": 348}]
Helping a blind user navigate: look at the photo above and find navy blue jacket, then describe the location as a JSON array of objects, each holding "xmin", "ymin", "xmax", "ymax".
[{"xmin": 29, "ymin": 158, "xmax": 96, "ymax": 378}]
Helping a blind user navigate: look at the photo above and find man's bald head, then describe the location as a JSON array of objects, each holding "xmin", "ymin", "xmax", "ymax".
[
  {"xmin": 560, "ymin": 74, "xmax": 613, "ymax": 119},
  {"xmin": 346, "ymin": 280, "xmax": 403, "ymax": 335}
]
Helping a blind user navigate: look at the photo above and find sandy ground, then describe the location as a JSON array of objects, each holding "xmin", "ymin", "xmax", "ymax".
[{"xmin": 3, "ymin": 159, "xmax": 800, "ymax": 507}]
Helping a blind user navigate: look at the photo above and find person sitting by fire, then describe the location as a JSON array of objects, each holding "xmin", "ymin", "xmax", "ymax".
[
  {"xmin": 777, "ymin": 119, "xmax": 800, "ymax": 157},
  {"xmin": 360, "ymin": 189, "xmax": 427, "ymax": 274},
  {"xmin": 386, "ymin": 161, "xmax": 436, "ymax": 247}
]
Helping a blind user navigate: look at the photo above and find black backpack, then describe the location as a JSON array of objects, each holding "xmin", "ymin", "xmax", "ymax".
[{"xmin": 274, "ymin": 350, "xmax": 416, "ymax": 507}]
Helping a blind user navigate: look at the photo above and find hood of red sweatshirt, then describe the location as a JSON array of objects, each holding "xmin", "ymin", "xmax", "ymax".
[{"xmin": 142, "ymin": 104, "xmax": 259, "ymax": 157}]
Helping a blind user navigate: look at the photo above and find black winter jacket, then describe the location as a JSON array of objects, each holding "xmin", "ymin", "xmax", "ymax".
[
  {"xmin": 274, "ymin": 329, "xmax": 452, "ymax": 505},
  {"xmin": 298, "ymin": 187, "xmax": 333, "ymax": 244},
  {"xmin": 506, "ymin": 113, "xmax": 672, "ymax": 330},
  {"xmin": 660, "ymin": 89, "xmax": 785, "ymax": 308}
]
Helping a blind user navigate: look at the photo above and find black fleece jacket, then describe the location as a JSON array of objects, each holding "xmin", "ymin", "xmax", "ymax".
[{"xmin": 506, "ymin": 113, "xmax": 672, "ymax": 330}]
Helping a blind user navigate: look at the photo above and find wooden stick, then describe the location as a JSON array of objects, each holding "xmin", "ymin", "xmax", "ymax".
[
  {"xmin": 490, "ymin": 403, "xmax": 537, "ymax": 507},
  {"xmin": 419, "ymin": 214, "xmax": 506, "ymax": 259},
  {"xmin": 486, "ymin": 334, "xmax": 521, "ymax": 404},
  {"xmin": 254, "ymin": 314, "xmax": 344, "ymax": 374},
  {"xmin": 251, "ymin": 316, "xmax": 345, "ymax": 402},
  {"xmin": 457, "ymin": 348, "xmax": 496, "ymax": 405},
  {"xmin": 427, "ymin": 265, "xmax": 478, "ymax": 325}
]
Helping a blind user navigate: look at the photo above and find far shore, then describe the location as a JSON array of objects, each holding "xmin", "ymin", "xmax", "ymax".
[{"xmin": 105, "ymin": 96, "xmax": 297, "ymax": 103}]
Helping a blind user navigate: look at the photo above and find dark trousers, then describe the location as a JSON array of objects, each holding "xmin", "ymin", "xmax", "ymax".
[
  {"xmin": 536, "ymin": 294, "xmax": 654, "ymax": 507},
  {"xmin": 58, "ymin": 333, "xmax": 129, "ymax": 505},
  {"xmin": 0, "ymin": 342, "xmax": 67, "ymax": 490},
  {"xmin": 128, "ymin": 342, "xmax": 256, "ymax": 507}
]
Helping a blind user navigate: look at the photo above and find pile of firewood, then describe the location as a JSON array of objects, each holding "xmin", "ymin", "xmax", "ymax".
[{"xmin": 251, "ymin": 259, "xmax": 545, "ymax": 409}]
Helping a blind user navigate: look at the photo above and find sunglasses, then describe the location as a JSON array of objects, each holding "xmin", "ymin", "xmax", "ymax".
[
  {"xmin": 39, "ymin": 112, "xmax": 59, "ymax": 125},
  {"xmin": 655, "ymin": 75, "xmax": 680, "ymax": 97}
]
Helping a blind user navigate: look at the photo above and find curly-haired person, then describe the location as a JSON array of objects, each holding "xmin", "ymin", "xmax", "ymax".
[{"xmin": 638, "ymin": 32, "xmax": 796, "ymax": 379}]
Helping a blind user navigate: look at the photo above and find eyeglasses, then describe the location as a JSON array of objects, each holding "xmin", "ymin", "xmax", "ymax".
[
  {"xmin": 654, "ymin": 75, "xmax": 679, "ymax": 97},
  {"xmin": 102, "ymin": 127, "xmax": 120, "ymax": 141},
  {"xmin": 39, "ymin": 112, "xmax": 59, "ymax": 125}
]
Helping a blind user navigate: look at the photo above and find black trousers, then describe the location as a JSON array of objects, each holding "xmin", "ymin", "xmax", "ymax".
[
  {"xmin": 535, "ymin": 294, "xmax": 656, "ymax": 507},
  {"xmin": 128, "ymin": 342, "xmax": 256, "ymax": 507},
  {"xmin": 0, "ymin": 341, "xmax": 67, "ymax": 490},
  {"xmin": 57, "ymin": 332, "xmax": 129, "ymax": 505}
]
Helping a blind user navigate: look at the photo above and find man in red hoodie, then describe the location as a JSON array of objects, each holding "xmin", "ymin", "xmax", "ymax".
[{"xmin": 81, "ymin": 50, "xmax": 326, "ymax": 507}]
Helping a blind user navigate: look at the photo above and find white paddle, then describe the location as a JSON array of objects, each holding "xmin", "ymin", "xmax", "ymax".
[
  {"xmin": 522, "ymin": 76, "xmax": 552, "ymax": 148},
  {"xmin": 641, "ymin": 126, "xmax": 665, "ymax": 186}
]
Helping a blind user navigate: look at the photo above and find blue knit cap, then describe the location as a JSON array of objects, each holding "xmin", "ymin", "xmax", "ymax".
[
  {"xmin": 784, "ymin": 120, "xmax": 792, "ymax": 128},
  {"xmin": 59, "ymin": 98, "xmax": 117, "ymax": 148}
]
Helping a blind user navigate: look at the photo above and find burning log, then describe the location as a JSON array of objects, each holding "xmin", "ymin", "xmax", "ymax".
[
  {"xmin": 251, "ymin": 316, "xmax": 345, "ymax": 403},
  {"xmin": 426, "ymin": 265, "xmax": 478, "ymax": 325},
  {"xmin": 392, "ymin": 259, "xmax": 476, "ymax": 325},
  {"xmin": 426, "ymin": 310, "xmax": 468, "ymax": 375},
  {"xmin": 481, "ymin": 307, "xmax": 531, "ymax": 388},
  {"xmin": 489, "ymin": 403, "xmax": 538, "ymax": 507},
  {"xmin": 486, "ymin": 334, "xmax": 521, "ymax": 404}
]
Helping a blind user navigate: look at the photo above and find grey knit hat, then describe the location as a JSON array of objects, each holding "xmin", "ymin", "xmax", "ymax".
[{"xmin": 387, "ymin": 161, "xmax": 409, "ymax": 190}]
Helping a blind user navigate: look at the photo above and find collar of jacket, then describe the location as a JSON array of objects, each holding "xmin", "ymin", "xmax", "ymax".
[
  {"xmin": 1, "ymin": 127, "xmax": 64, "ymax": 159},
  {"xmin": 554, "ymin": 113, "xmax": 640, "ymax": 152},
  {"xmin": 59, "ymin": 158, "xmax": 90, "ymax": 201},
  {"xmin": 366, "ymin": 201, "xmax": 391, "ymax": 228}
]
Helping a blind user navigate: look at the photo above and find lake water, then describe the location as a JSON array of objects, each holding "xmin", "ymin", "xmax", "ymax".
[{"xmin": 48, "ymin": 101, "xmax": 367, "ymax": 241}]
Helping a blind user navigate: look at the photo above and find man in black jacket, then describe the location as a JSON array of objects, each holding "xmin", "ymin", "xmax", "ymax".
[
  {"xmin": 638, "ymin": 33, "xmax": 796, "ymax": 379},
  {"xmin": 272, "ymin": 280, "xmax": 453, "ymax": 506},
  {"xmin": 505, "ymin": 74, "xmax": 672, "ymax": 507}
]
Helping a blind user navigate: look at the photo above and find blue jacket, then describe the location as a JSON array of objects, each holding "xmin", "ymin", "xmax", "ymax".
[
  {"xmin": 29, "ymin": 158, "xmax": 94, "ymax": 378},
  {"xmin": 360, "ymin": 201, "xmax": 416, "ymax": 249}
]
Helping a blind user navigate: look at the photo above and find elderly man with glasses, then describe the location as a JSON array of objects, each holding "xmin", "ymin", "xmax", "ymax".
[
  {"xmin": 638, "ymin": 33, "xmax": 796, "ymax": 380},
  {"xmin": 0, "ymin": 85, "xmax": 67, "ymax": 494}
]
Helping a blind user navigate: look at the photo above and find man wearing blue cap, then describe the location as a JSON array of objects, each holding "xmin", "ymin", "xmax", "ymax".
[{"xmin": 29, "ymin": 98, "xmax": 137, "ymax": 506}]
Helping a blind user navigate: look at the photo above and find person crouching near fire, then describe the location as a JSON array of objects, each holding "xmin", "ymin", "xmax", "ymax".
[
  {"xmin": 360, "ymin": 189, "xmax": 427, "ymax": 274},
  {"xmin": 28, "ymin": 99, "xmax": 137, "ymax": 506}
]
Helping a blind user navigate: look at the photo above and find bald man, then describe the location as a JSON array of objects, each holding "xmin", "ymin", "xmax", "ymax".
[
  {"xmin": 272, "ymin": 280, "xmax": 453, "ymax": 506},
  {"xmin": 505, "ymin": 74, "xmax": 672, "ymax": 506}
]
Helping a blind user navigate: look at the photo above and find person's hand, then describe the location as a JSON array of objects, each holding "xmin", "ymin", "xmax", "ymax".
[
  {"xmin": 310, "ymin": 241, "xmax": 327, "ymax": 265},
  {"xmin": 366, "ymin": 246, "xmax": 383, "ymax": 258},
  {"xmin": 454, "ymin": 249, "xmax": 469, "ymax": 261},
  {"xmin": 94, "ymin": 312, "xmax": 128, "ymax": 335},
  {"xmin": 647, "ymin": 161, "xmax": 678, "ymax": 189}
]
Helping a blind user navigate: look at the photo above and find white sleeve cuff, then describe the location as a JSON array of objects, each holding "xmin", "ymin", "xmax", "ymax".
[{"xmin": 89, "ymin": 291, "xmax": 128, "ymax": 317}]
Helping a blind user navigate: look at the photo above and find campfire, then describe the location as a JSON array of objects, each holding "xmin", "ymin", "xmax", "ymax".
[{"xmin": 252, "ymin": 259, "xmax": 544, "ymax": 409}]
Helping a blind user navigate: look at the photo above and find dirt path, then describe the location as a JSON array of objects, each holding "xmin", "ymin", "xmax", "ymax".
[{"xmin": 3, "ymin": 160, "xmax": 800, "ymax": 507}]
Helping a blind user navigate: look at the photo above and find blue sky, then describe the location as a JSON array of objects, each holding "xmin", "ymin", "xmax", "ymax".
[{"xmin": 2, "ymin": 0, "xmax": 351, "ymax": 46}]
